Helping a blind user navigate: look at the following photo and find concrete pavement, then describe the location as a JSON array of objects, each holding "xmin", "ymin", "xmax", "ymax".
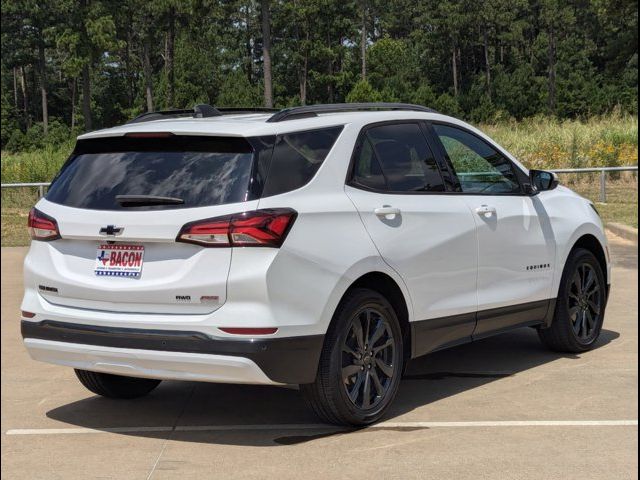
[{"xmin": 1, "ymin": 235, "xmax": 637, "ymax": 479}]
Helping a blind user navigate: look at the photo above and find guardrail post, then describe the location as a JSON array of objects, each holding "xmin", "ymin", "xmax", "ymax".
[
  {"xmin": 38, "ymin": 185, "xmax": 44, "ymax": 198},
  {"xmin": 599, "ymin": 170, "xmax": 607, "ymax": 203}
]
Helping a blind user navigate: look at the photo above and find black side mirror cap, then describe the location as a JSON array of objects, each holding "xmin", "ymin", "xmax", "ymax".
[{"xmin": 529, "ymin": 169, "xmax": 559, "ymax": 192}]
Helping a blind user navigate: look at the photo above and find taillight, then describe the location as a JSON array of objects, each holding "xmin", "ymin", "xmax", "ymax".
[
  {"xmin": 28, "ymin": 208, "xmax": 61, "ymax": 241},
  {"xmin": 176, "ymin": 209, "xmax": 297, "ymax": 248}
]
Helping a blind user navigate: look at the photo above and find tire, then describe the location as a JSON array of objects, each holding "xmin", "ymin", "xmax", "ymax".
[
  {"xmin": 300, "ymin": 288, "xmax": 404, "ymax": 426},
  {"xmin": 75, "ymin": 369, "xmax": 161, "ymax": 399},
  {"xmin": 538, "ymin": 248, "xmax": 607, "ymax": 353}
]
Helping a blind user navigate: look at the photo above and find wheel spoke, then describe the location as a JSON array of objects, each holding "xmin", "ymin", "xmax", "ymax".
[
  {"xmin": 348, "ymin": 373, "xmax": 364, "ymax": 403},
  {"xmin": 580, "ymin": 311, "xmax": 588, "ymax": 339},
  {"xmin": 370, "ymin": 368, "xmax": 385, "ymax": 397},
  {"xmin": 584, "ymin": 269, "xmax": 596, "ymax": 292},
  {"xmin": 585, "ymin": 309, "xmax": 596, "ymax": 331},
  {"xmin": 587, "ymin": 299, "xmax": 601, "ymax": 315},
  {"xmin": 569, "ymin": 306, "xmax": 581, "ymax": 334},
  {"xmin": 351, "ymin": 318, "xmax": 365, "ymax": 350},
  {"xmin": 572, "ymin": 272, "xmax": 582, "ymax": 295},
  {"xmin": 373, "ymin": 338, "xmax": 393, "ymax": 354},
  {"xmin": 368, "ymin": 320, "xmax": 386, "ymax": 347},
  {"xmin": 375, "ymin": 357, "xmax": 394, "ymax": 378},
  {"xmin": 362, "ymin": 372, "xmax": 371, "ymax": 408},
  {"xmin": 342, "ymin": 364, "xmax": 361, "ymax": 382},
  {"xmin": 363, "ymin": 311, "xmax": 371, "ymax": 347}
]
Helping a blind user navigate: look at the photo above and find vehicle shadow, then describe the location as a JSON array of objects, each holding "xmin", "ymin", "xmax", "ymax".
[{"xmin": 46, "ymin": 327, "xmax": 620, "ymax": 447}]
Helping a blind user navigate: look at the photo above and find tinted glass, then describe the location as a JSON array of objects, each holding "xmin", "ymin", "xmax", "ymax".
[
  {"xmin": 433, "ymin": 124, "xmax": 521, "ymax": 194},
  {"xmin": 261, "ymin": 126, "xmax": 343, "ymax": 197},
  {"xmin": 46, "ymin": 136, "xmax": 254, "ymax": 210},
  {"xmin": 353, "ymin": 123, "xmax": 444, "ymax": 192}
]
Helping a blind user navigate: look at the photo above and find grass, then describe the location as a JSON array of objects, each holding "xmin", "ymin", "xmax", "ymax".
[{"xmin": 1, "ymin": 114, "xmax": 637, "ymax": 245}]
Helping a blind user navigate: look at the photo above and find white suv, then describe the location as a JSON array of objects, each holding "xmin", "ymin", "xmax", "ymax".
[{"xmin": 21, "ymin": 103, "xmax": 611, "ymax": 425}]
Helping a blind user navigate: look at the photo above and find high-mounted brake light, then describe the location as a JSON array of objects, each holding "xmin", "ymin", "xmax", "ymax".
[
  {"xmin": 124, "ymin": 132, "xmax": 175, "ymax": 138},
  {"xmin": 176, "ymin": 209, "xmax": 297, "ymax": 248},
  {"xmin": 28, "ymin": 208, "xmax": 61, "ymax": 241}
]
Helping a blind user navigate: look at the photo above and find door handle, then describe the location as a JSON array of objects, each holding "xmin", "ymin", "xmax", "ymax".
[
  {"xmin": 475, "ymin": 205, "xmax": 497, "ymax": 217},
  {"xmin": 374, "ymin": 206, "xmax": 401, "ymax": 218}
]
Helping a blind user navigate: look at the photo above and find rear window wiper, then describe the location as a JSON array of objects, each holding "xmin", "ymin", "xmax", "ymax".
[{"xmin": 115, "ymin": 195, "xmax": 185, "ymax": 207}]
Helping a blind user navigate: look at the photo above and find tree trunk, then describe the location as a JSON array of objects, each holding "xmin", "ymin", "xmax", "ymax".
[
  {"xmin": 82, "ymin": 63, "xmax": 92, "ymax": 131},
  {"xmin": 20, "ymin": 66, "xmax": 30, "ymax": 127},
  {"xmin": 166, "ymin": 6, "xmax": 175, "ymax": 108},
  {"xmin": 245, "ymin": 6, "xmax": 253, "ymax": 83},
  {"xmin": 13, "ymin": 67, "xmax": 18, "ymax": 109},
  {"xmin": 126, "ymin": 26, "xmax": 134, "ymax": 108},
  {"xmin": 452, "ymin": 44, "xmax": 458, "ymax": 96},
  {"xmin": 547, "ymin": 26, "xmax": 556, "ymax": 113},
  {"xmin": 483, "ymin": 28, "xmax": 491, "ymax": 99},
  {"xmin": 38, "ymin": 40, "xmax": 48, "ymax": 134},
  {"xmin": 327, "ymin": 32, "xmax": 334, "ymax": 102},
  {"xmin": 70, "ymin": 78, "xmax": 76, "ymax": 129},
  {"xmin": 360, "ymin": 0, "xmax": 367, "ymax": 80},
  {"xmin": 300, "ymin": 49, "xmax": 308, "ymax": 105},
  {"xmin": 261, "ymin": 0, "xmax": 273, "ymax": 108},
  {"xmin": 143, "ymin": 40, "xmax": 154, "ymax": 112}
]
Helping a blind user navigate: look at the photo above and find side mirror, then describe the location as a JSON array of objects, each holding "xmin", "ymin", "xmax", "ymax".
[{"xmin": 529, "ymin": 169, "xmax": 559, "ymax": 192}]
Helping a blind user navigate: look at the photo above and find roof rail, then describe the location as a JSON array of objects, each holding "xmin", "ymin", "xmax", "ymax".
[
  {"xmin": 127, "ymin": 104, "xmax": 222, "ymax": 124},
  {"xmin": 266, "ymin": 103, "xmax": 438, "ymax": 123},
  {"xmin": 217, "ymin": 107, "xmax": 280, "ymax": 114}
]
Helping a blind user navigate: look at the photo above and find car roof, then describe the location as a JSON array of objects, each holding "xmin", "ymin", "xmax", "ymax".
[{"xmin": 77, "ymin": 110, "xmax": 464, "ymax": 140}]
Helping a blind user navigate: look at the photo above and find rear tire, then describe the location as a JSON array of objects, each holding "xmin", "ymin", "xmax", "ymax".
[
  {"xmin": 75, "ymin": 369, "xmax": 161, "ymax": 399},
  {"xmin": 300, "ymin": 288, "xmax": 404, "ymax": 426},
  {"xmin": 538, "ymin": 248, "xmax": 607, "ymax": 353}
]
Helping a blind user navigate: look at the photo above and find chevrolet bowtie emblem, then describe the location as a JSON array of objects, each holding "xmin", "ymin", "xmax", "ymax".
[{"xmin": 99, "ymin": 225, "xmax": 123, "ymax": 236}]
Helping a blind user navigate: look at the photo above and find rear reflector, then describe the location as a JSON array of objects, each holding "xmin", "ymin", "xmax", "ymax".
[
  {"xmin": 219, "ymin": 327, "xmax": 278, "ymax": 335},
  {"xmin": 177, "ymin": 208, "xmax": 297, "ymax": 248},
  {"xmin": 28, "ymin": 208, "xmax": 61, "ymax": 241},
  {"xmin": 21, "ymin": 311, "xmax": 36, "ymax": 318}
]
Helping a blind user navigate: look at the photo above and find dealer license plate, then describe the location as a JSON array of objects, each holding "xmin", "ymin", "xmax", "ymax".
[{"xmin": 95, "ymin": 244, "xmax": 145, "ymax": 277}]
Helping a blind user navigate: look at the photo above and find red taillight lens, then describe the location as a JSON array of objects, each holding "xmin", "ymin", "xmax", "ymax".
[
  {"xmin": 176, "ymin": 209, "xmax": 297, "ymax": 248},
  {"xmin": 28, "ymin": 208, "xmax": 61, "ymax": 241}
]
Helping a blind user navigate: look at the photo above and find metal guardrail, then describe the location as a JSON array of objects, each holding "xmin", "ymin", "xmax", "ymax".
[
  {"xmin": 1, "ymin": 166, "xmax": 637, "ymax": 203},
  {"xmin": 550, "ymin": 166, "xmax": 638, "ymax": 203}
]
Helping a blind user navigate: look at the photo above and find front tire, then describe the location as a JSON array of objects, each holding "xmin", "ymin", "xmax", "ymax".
[
  {"xmin": 75, "ymin": 369, "xmax": 161, "ymax": 399},
  {"xmin": 539, "ymin": 248, "xmax": 607, "ymax": 353},
  {"xmin": 301, "ymin": 288, "xmax": 404, "ymax": 426}
]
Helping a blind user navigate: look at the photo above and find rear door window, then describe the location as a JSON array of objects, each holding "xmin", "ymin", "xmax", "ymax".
[
  {"xmin": 261, "ymin": 126, "xmax": 343, "ymax": 197},
  {"xmin": 46, "ymin": 136, "xmax": 255, "ymax": 210},
  {"xmin": 352, "ymin": 123, "xmax": 445, "ymax": 192}
]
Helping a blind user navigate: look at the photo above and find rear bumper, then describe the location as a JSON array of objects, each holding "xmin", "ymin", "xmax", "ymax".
[{"xmin": 21, "ymin": 320, "xmax": 324, "ymax": 385}]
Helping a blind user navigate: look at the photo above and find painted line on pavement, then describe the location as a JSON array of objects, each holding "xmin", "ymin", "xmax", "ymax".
[{"xmin": 5, "ymin": 420, "xmax": 638, "ymax": 436}]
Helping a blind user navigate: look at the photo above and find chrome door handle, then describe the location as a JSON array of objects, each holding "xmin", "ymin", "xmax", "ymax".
[
  {"xmin": 475, "ymin": 205, "xmax": 497, "ymax": 217},
  {"xmin": 374, "ymin": 206, "xmax": 401, "ymax": 217}
]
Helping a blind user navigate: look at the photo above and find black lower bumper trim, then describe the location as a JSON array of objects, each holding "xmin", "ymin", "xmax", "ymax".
[{"xmin": 21, "ymin": 320, "xmax": 324, "ymax": 385}]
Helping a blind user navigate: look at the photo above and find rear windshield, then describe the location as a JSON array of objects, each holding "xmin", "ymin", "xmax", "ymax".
[{"xmin": 46, "ymin": 136, "xmax": 254, "ymax": 210}]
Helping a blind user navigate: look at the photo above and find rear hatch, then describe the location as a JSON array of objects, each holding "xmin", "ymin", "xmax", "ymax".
[{"xmin": 33, "ymin": 134, "xmax": 261, "ymax": 315}]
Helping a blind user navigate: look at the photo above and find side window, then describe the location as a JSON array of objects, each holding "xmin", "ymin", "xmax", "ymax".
[
  {"xmin": 261, "ymin": 126, "xmax": 343, "ymax": 197},
  {"xmin": 432, "ymin": 124, "xmax": 521, "ymax": 194},
  {"xmin": 353, "ymin": 123, "xmax": 445, "ymax": 192}
]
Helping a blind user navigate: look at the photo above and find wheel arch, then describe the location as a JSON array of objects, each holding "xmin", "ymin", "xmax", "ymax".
[
  {"xmin": 332, "ymin": 271, "xmax": 412, "ymax": 366},
  {"xmin": 570, "ymin": 233, "xmax": 609, "ymax": 287}
]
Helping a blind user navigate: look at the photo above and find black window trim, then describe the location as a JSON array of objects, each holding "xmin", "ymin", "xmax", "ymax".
[
  {"xmin": 425, "ymin": 120, "xmax": 532, "ymax": 197},
  {"xmin": 345, "ymin": 119, "xmax": 450, "ymax": 196}
]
